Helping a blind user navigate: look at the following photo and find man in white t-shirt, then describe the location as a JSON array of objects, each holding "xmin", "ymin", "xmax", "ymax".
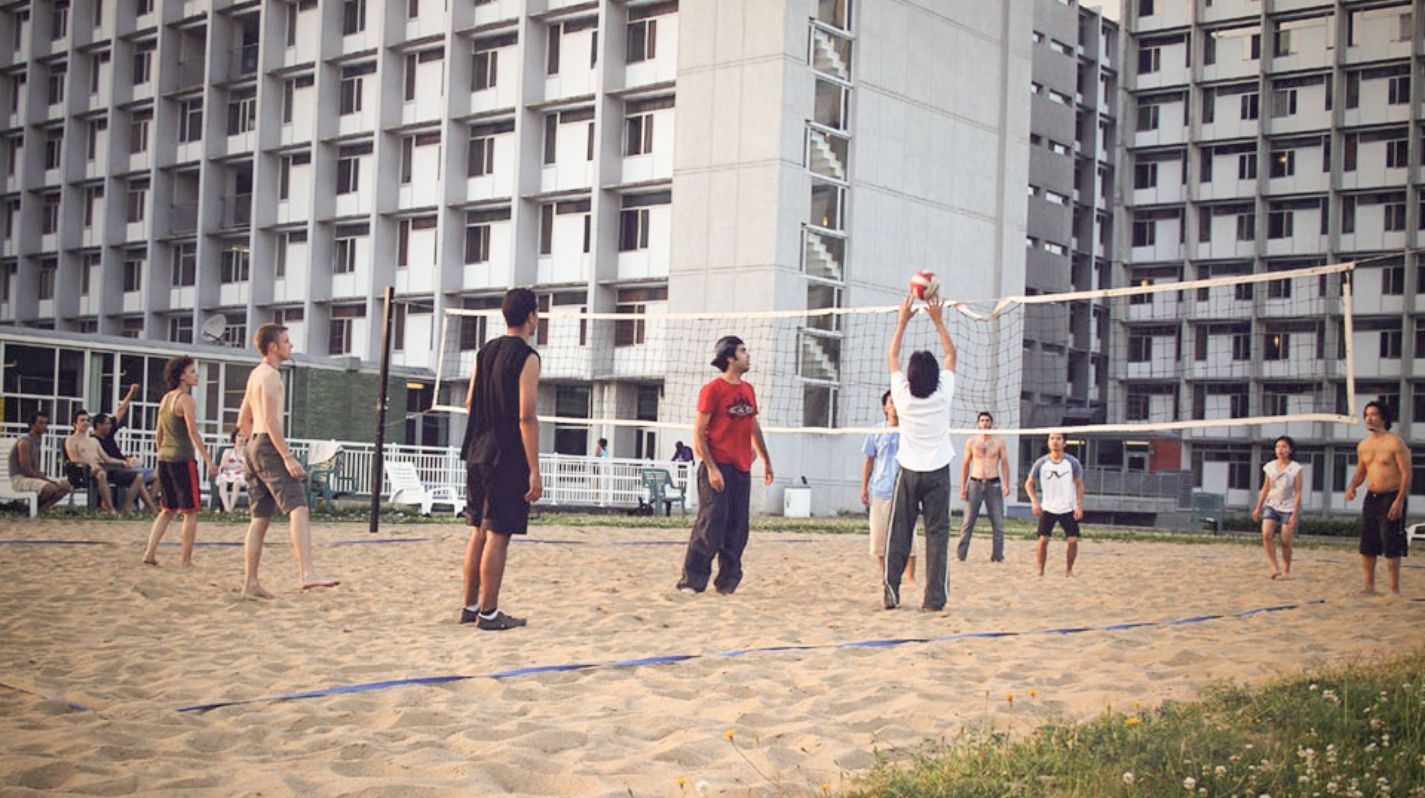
[
  {"xmin": 883, "ymin": 294, "xmax": 956, "ymax": 611},
  {"xmin": 1024, "ymin": 431, "xmax": 1085, "ymax": 577}
]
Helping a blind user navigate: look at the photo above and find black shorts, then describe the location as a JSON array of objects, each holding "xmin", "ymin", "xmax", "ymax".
[
  {"xmin": 465, "ymin": 463, "xmax": 530, "ymax": 534},
  {"xmin": 1037, "ymin": 511, "xmax": 1081, "ymax": 538},
  {"xmin": 158, "ymin": 460, "xmax": 201, "ymax": 513},
  {"xmin": 103, "ymin": 465, "xmax": 139, "ymax": 488},
  {"xmin": 1361, "ymin": 490, "xmax": 1409, "ymax": 559}
]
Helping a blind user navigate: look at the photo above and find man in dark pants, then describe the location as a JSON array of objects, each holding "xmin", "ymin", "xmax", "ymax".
[
  {"xmin": 883, "ymin": 294, "xmax": 957, "ymax": 612},
  {"xmin": 678, "ymin": 336, "xmax": 774, "ymax": 595},
  {"xmin": 459, "ymin": 288, "xmax": 543, "ymax": 630}
]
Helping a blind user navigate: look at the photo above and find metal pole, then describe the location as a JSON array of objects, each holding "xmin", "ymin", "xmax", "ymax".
[{"xmin": 371, "ymin": 285, "xmax": 395, "ymax": 533}]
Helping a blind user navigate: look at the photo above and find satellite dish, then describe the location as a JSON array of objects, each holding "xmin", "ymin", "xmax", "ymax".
[{"xmin": 200, "ymin": 314, "xmax": 228, "ymax": 343}]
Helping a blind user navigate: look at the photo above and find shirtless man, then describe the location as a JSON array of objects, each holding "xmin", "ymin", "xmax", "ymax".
[
  {"xmin": 1344, "ymin": 401, "xmax": 1411, "ymax": 595},
  {"xmin": 63, "ymin": 409, "xmax": 120, "ymax": 512},
  {"xmin": 236, "ymin": 323, "xmax": 338, "ymax": 598},
  {"xmin": 957, "ymin": 411, "xmax": 1010, "ymax": 563}
]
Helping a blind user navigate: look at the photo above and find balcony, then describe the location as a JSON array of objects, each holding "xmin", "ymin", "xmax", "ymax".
[
  {"xmin": 169, "ymin": 202, "xmax": 198, "ymax": 235},
  {"xmin": 230, "ymin": 45, "xmax": 258, "ymax": 80},
  {"xmin": 220, "ymin": 193, "xmax": 251, "ymax": 229}
]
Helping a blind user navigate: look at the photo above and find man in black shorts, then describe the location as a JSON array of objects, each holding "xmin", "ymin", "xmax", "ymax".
[
  {"xmin": 1024, "ymin": 432, "xmax": 1086, "ymax": 577},
  {"xmin": 459, "ymin": 288, "xmax": 542, "ymax": 630},
  {"xmin": 1345, "ymin": 401, "xmax": 1412, "ymax": 594}
]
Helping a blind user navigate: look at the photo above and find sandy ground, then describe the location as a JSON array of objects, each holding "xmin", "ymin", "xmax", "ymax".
[{"xmin": 0, "ymin": 518, "xmax": 1421, "ymax": 797}]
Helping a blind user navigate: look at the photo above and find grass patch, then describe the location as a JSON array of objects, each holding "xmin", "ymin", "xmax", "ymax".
[{"xmin": 844, "ymin": 651, "xmax": 1425, "ymax": 798}]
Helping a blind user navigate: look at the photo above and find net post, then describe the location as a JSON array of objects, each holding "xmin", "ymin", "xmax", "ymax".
[
  {"xmin": 1341, "ymin": 267, "xmax": 1357, "ymax": 419},
  {"xmin": 371, "ymin": 285, "xmax": 395, "ymax": 534}
]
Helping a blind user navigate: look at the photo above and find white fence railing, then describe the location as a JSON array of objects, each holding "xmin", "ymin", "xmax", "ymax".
[{"xmin": 2, "ymin": 423, "xmax": 695, "ymax": 511}]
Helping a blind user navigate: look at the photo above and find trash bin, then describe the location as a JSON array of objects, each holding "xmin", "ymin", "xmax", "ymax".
[{"xmin": 783, "ymin": 485, "xmax": 811, "ymax": 518}]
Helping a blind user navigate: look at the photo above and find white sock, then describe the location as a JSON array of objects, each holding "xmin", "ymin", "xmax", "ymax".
[{"xmin": 465, "ymin": 604, "xmax": 481, "ymax": 613}]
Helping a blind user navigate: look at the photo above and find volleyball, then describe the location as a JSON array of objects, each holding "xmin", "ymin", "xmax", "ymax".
[{"xmin": 910, "ymin": 270, "xmax": 940, "ymax": 301}]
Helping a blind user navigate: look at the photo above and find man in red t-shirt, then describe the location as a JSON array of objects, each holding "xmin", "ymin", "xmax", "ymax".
[{"xmin": 677, "ymin": 336, "xmax": 774, "ymax": 594}]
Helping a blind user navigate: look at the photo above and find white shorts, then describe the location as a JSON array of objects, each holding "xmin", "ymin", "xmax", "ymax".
[
  {"xmin": 10, "ymin": 476, "xmax": 54, "ymax": 494},
  {"xmin": 869, "ymin": 496, "xmax": 923, "ymax": 557}
]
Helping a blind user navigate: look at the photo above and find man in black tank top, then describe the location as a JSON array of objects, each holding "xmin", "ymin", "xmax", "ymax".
[{"xmin": 458, "ymin": 288, "xmax": 543, "ymax": 630}]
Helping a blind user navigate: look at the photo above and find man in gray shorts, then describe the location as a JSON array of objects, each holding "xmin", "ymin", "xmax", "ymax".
[{"xmin": 237, "ymin": 323, "xmax": 339, "ymax": 598}]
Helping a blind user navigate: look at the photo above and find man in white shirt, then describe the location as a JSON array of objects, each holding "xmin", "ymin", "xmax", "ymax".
[
  {"xmin": 1024, "ymin": 431, "xmax": 1085, "ymax": 577},
  {"xmin": 883, "ymin": 294, "xmax": 956, "ymax": 611}
]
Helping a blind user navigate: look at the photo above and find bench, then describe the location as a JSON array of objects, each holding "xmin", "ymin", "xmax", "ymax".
[
  {"xmin": 1190, "ymin": 492, "xmax": 1225, "ymax": 535},
  {"xmin": 386, "ymin": 460, "xmax": 466, "ymax": 517},
  {"xmin": 640, "ymin": 468, "xmax": 686, "ymax": 516},
  {"xmin": 0, "ymin": 439, "xmax": 39, "ymax": 517}
]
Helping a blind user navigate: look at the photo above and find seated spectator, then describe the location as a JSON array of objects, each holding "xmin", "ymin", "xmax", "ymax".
[
  {"xmin": 214, "ymin": 429, "xmax": 248, "ymax": 513},
  {"xmin": 63, "ymin": 408, "xmax": 122, "ymax": 512},
  {"xmin": 671, "ymin": 441, "xmax": 695, "ymax": 463},
  {"xmin": 93, "ymin": 384, "xmax": 159, "ymax": 512},
  {"xmin": 8, "ymin": 412, "xmax": 71, "ymax": 512}
]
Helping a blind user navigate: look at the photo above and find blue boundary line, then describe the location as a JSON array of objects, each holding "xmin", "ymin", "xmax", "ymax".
[{"xmin": 175, "ymin": 599, "xmax": 1353, "ymax": 714}]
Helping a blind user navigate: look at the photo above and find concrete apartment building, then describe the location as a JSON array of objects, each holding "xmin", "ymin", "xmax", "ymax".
[
  {"xmin": 0, "ymin": 0, "xmax": 1033, "ymax": 513},
  {"xmin": 1117, "ymin": 0, "xmax": 1424, "ymax": 513},
  {"xmin": 1022, "ymin": 0, "xmax": 1118, "ymax": 461}
]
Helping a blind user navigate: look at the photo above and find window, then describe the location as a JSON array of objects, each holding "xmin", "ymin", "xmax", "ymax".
[
  {"xmin": 400, "ymin": 136, "xmax": 414, "ymax": 184},
  {"xmin": 130, "ymin": 108, "xmax": 150, "ymax": 153},
  {"xmin": 1274, "ymin": 27, "xmax": 1293, "ymax": 57},
  {"xmin": 132, "ymin": 43, "xmax": 152, "ymax": 85},
  {"xmin": 220, "ymin": 247, "xmax": 249, "ymax": 283},
  {"xmin": 83, "ymin": 185, "xmax": 103, "ymax": 227},
  {"xmin": 537, "ymin": 203, "xmax": 554, "ymax": 255},
  {"xmin": 1201, "ymin": 86, "xmax": 1216, "ymax": 124},
  {"xmin": 468, "ymin": 135, "xmax": 494, "ymax": 177},
  {"xmin": 1138, "ymin": 45, "xmax": 1159, "ymax": 74},
  {"xmin": 179, "ymin": 98, "xmax": 202, "ymax": 142},
  {"xmin": 403, "ymin": 53, "xmax": 417, "ymax": 102},
  {"xmin": 1136, "ymin": 103, "xmax": 1158, "ymax": 132},
  {"xmin": 342, "ymin": 0, "xmax": 365, "ymax": 35},
  {"xmin": 1341, "ymin": 195, "xmax": 1356, "ymax": 234},
  {"xmin": 337, "ymin": 144, "xmax": 369, "ymax": 194},
  {"xmin": 1381, "ymin": 328, "xmax": 1403, "ymax": 359},
  {"xmin": 227, "ymin": 91, "xmax": 256, "ymax": 135},
  {"xmin": 1390, "ymin": 76, "xmax": 1413, "ymax": 106},
  {"xmin": 1240, "ymin": 92, "xmax": 1259, "ymax": 120},
  {"xmin": 135, "ymin": 0, "xmax": 151, "ymax": 14},
  {"xmin": 38, "ymin": 261, "xmax": 56, "ymax": 300},
  {"xmin": 43, "ymin": 128, "xmax": 62, "ymax": 170},
  {"xmin": 169, "ymin": 316, "xmax": 193, "ymax": 344},
  {"xmin": 1238, "ymin": 152, "xmax": 1257, "ymax": 180},
  {"xmin": 91, "ymin": 51, "xmax": 107, "ymax": 94},
  {"xmin": 626, "ymin": 113, "xmax": 654, "ymax": 155},
  {"xmin": 1270, "ymin": 88, "xmax": 1296, "ymax": 118},
  {"xmin": 619, "ymin": 208, "xmax": 650, "ymax": 251},
  {"xmin": 542, "ymin": 113, "xmax": 558, "ymax": 164},
  {"xmin": 1384, "ymin": 264, "xmax": 1405, "ymax": 295},
  {"xmin": 1236, "ymin": 211, "xmax": 1255, "ymax": 241},
  {"xmin": 41, "ymin": 194, "xmax": 60, "ymax": 234},
  {"xmin": 407, "ymin": 0, "xmax": 418, "ymax": 19},
  {"xmin": 328, "ymin": 305, "xmax": 364, "ymax": 355},
  {"xmin": 126, "ymin": 181, "xmax": 146, "ymax": 223},
  {"xmin": 1199, "ymin": 148, "xmax": 1213, "ymax": 182},
  {"xmin": 809, "ymin": 182, "xmax": 844, "ymax": 230},
  {"xmin": 1132, "ymin": 219, "xmax": 1156, "ymax": 247},
  {"xmin": 472, "ymin": 48, "xmax": 497, "ymax": 90},
  {"xmin": 276, "ymin": 229, "xmax": 305, "ymax": 278},
  {"xmin": 627, "ymin": 18, "xmax": 656, "ymax": 63},
  {"xmin": 814, "ymin": 78, "xmax": 848, "ymax": 130},
  {"xmin": 464, "ymin": 223, "xmax": 490, "ymax": 264},
  {"xmin": 1127, "ymin": 333, "xmax": 1152, "ymax": 362},
  {"xmin": 1386, "ymin": 138, "xmax": 1408, "ymax": 169},
  {"xmin": 1343, "ymin": 132, "xmax": 1357, "ymax": 172},
  {"xmin": 334, "ymin": 224, "xmax": 366, "ymax": 273},
  {"xmin": 1269, "ymin": 149, "xmax": 1294, "ymax": 178},
  {"xmin": 1267, "ymin": 209, "xmax": 1293, "ymax": 239},
  {"xmin": 339, "ymin": 63, "xmax": 373, "ymax": 114},
  {"xmin": 547, "ymin": 23, "xmax": 561, "ymax": 74},
  {"xmin": 1232, "ymin": 330, "xmax": 1252, "ymax": 359},
  {"xmin": 47, "ymin": 64, "xmax": 64, "ymax": 105},
  {"xmin": 1264, "ymin": 332, "xmax": 1289, "ymax": 360},
  {"xmin": 122, "ymin": 255, "xmax": 142, "ymax": 291},
  {"xmin": 52, "ymin": 1, "xmax": 68, "ymax": 39},
  {"xmin": 1385, "ymin": 202, "xmax": 1406, "ymax": 232},
  {"xmin": 172, "ymin": 242, "xmax": 195, "ymax": 286},
  {"xmin": 1248, "ymin": 33, "xmax": 1261, "ymax": 60},
  {"xmin": 286, "ymin": 2, "xmax": 298, "ymax": 47}
]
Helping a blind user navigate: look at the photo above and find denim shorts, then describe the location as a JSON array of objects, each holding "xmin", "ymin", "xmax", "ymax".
[{"xmin": 1262, "ymin": 506, "xmax": 1294, "ymax": 524}]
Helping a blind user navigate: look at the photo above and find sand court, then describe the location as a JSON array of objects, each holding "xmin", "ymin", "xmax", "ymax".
[{"xmin": 1, "ymin": 519, "xmax": 1422, "ymax": 796}]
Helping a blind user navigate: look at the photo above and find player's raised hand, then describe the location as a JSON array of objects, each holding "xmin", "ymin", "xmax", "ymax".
[
  {"xmin": 926, "ymin": 295, "xmax": 946, "ymax": 325},
  {"xmin": 896, "ymin": 294, "xmax": 915, "ymax": 326}
]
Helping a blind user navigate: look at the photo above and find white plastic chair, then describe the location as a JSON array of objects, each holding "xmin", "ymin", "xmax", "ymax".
[
  {"xmin": 0, "ymin": 439, "xmax": 40, "ymax": 518},
  {"xmin": 385, "ymin": 460, "xmax": 466, "ymax": 517}
]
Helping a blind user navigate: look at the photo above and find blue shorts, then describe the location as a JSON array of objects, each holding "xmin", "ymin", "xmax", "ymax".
[{"xmin": 1262, "ymin": 506, "xmax": 1294, "ymax": 525}]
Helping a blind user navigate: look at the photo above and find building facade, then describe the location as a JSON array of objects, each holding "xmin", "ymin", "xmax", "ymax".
[
  {"xmin": 1118, "ymin": 0, "xmax": 1424, "ymax": 513},
  {"xmin": 1, "ymin": 0, "xmax": 1033, "ymax": 514}
]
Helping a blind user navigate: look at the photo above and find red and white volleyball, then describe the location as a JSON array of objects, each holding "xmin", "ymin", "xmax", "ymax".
[{"xmin": 910, "ymin": 270, "xmax": 940, "ymax": 301}]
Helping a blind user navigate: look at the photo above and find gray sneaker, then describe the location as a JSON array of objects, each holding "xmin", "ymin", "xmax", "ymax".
[{"xmin": 475, "ymin": 610, "xmax": 527, "ymax": 631}]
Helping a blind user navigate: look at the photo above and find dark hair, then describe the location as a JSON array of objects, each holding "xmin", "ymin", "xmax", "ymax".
[
  {"xmin": 978, "ymin": 411, "xmax": 994, "ymax": 423},
  {"xmin": 1273, "ymin": 435, "xmax": 1295, "ymax": 456},
  {"xmin": 598, "ymin": 438, "xmax": 608, "ymax": 447},
  {"xmin": 502, "ymin": 288, "xmax": 538, "ymax": 328},
  {"xmin": 906, "ymin": 351, "xmax": 940, "ymax": 398},
  {"xmin": 1365, "ymin": 400, "xmax": 1393, "ymax": 430},
  {"xmin": 711, "ymin": 336, "xmax": 744, "ymax": 371},
  {"xmin": 92, "ymin": 413, "xmax": 113, "ymax": 429},
  {"xmin": 230, "ymin": 427, "xmax": 242, "ymax": 445},
  {"xmin": 164, "ymin": 356, "xmax": 195, "ymax": 390},
  {"xmin": 881, "ymin": 390, "xmax": 892, "ymax": 406},
  {"xmin": 27, "ymin": 411, "xmax": 48, "ymax": 428},
  {"xmin": 254, "ymin": 323, "xmax": 287, "ymax": 356},
  {"xmin": 72, "ymin": 408, "xmax": 91, "ymax": 424}
]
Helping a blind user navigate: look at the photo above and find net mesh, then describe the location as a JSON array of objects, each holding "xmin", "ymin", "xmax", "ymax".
[{"xmin": 431, "ymin": 262, "xmax": 1357, "ymax": 436}]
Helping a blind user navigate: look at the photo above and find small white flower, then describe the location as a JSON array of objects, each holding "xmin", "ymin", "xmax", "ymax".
[
  {"xmin": 695, "ymin": 780, "xmax": 709, "ymax": 793},
  {"xmin": 1123, "ymin": 771, "xmax": 1135, "ymax": 786},
  {"xmin": 1184, "ymin": 777, "xmax": 1197, "ymax": 790},
  {"xmin": 1216, "ymin": 765, "xmax": 1228, "ymax": 776},
  {"xmin": 1310, "ymin": 683, "xmax": 1319, "ymax": 691}
]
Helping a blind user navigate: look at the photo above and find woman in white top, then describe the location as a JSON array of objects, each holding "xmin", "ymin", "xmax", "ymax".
[
  {"xmin": 1250, "ymin": 435, "xmax": 1303, "ymax": 579},
  {"xmin": 215, "ymin": 429, "xmax": 248, "ymax": 513}
]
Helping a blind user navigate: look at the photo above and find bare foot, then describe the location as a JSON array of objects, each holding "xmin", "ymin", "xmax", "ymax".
[
  {"xmin": 143, "ymin": 558, "xmax": 158, "ymax": 566},
  {"xmin": 1065, "ymin": 570, "xmax": 1074, "ymax": 578},
  {"xmin": 1358, "ymin": 588, "xmax": 1378, "ymax": 595},
  {"xmin": 181, "ymin": 561, "xmax": 194, "ymax": 569},
  {"xmin": 1269, "ymin": 571, "xmax": 1281, "ymax": 580},
  {"xmin": 301, "ymin": 578, "xmax": 340, "ymax": 590},
  {"xmin": 242, "ymin": 584, "xmax": 275, "ymax": 599}
]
